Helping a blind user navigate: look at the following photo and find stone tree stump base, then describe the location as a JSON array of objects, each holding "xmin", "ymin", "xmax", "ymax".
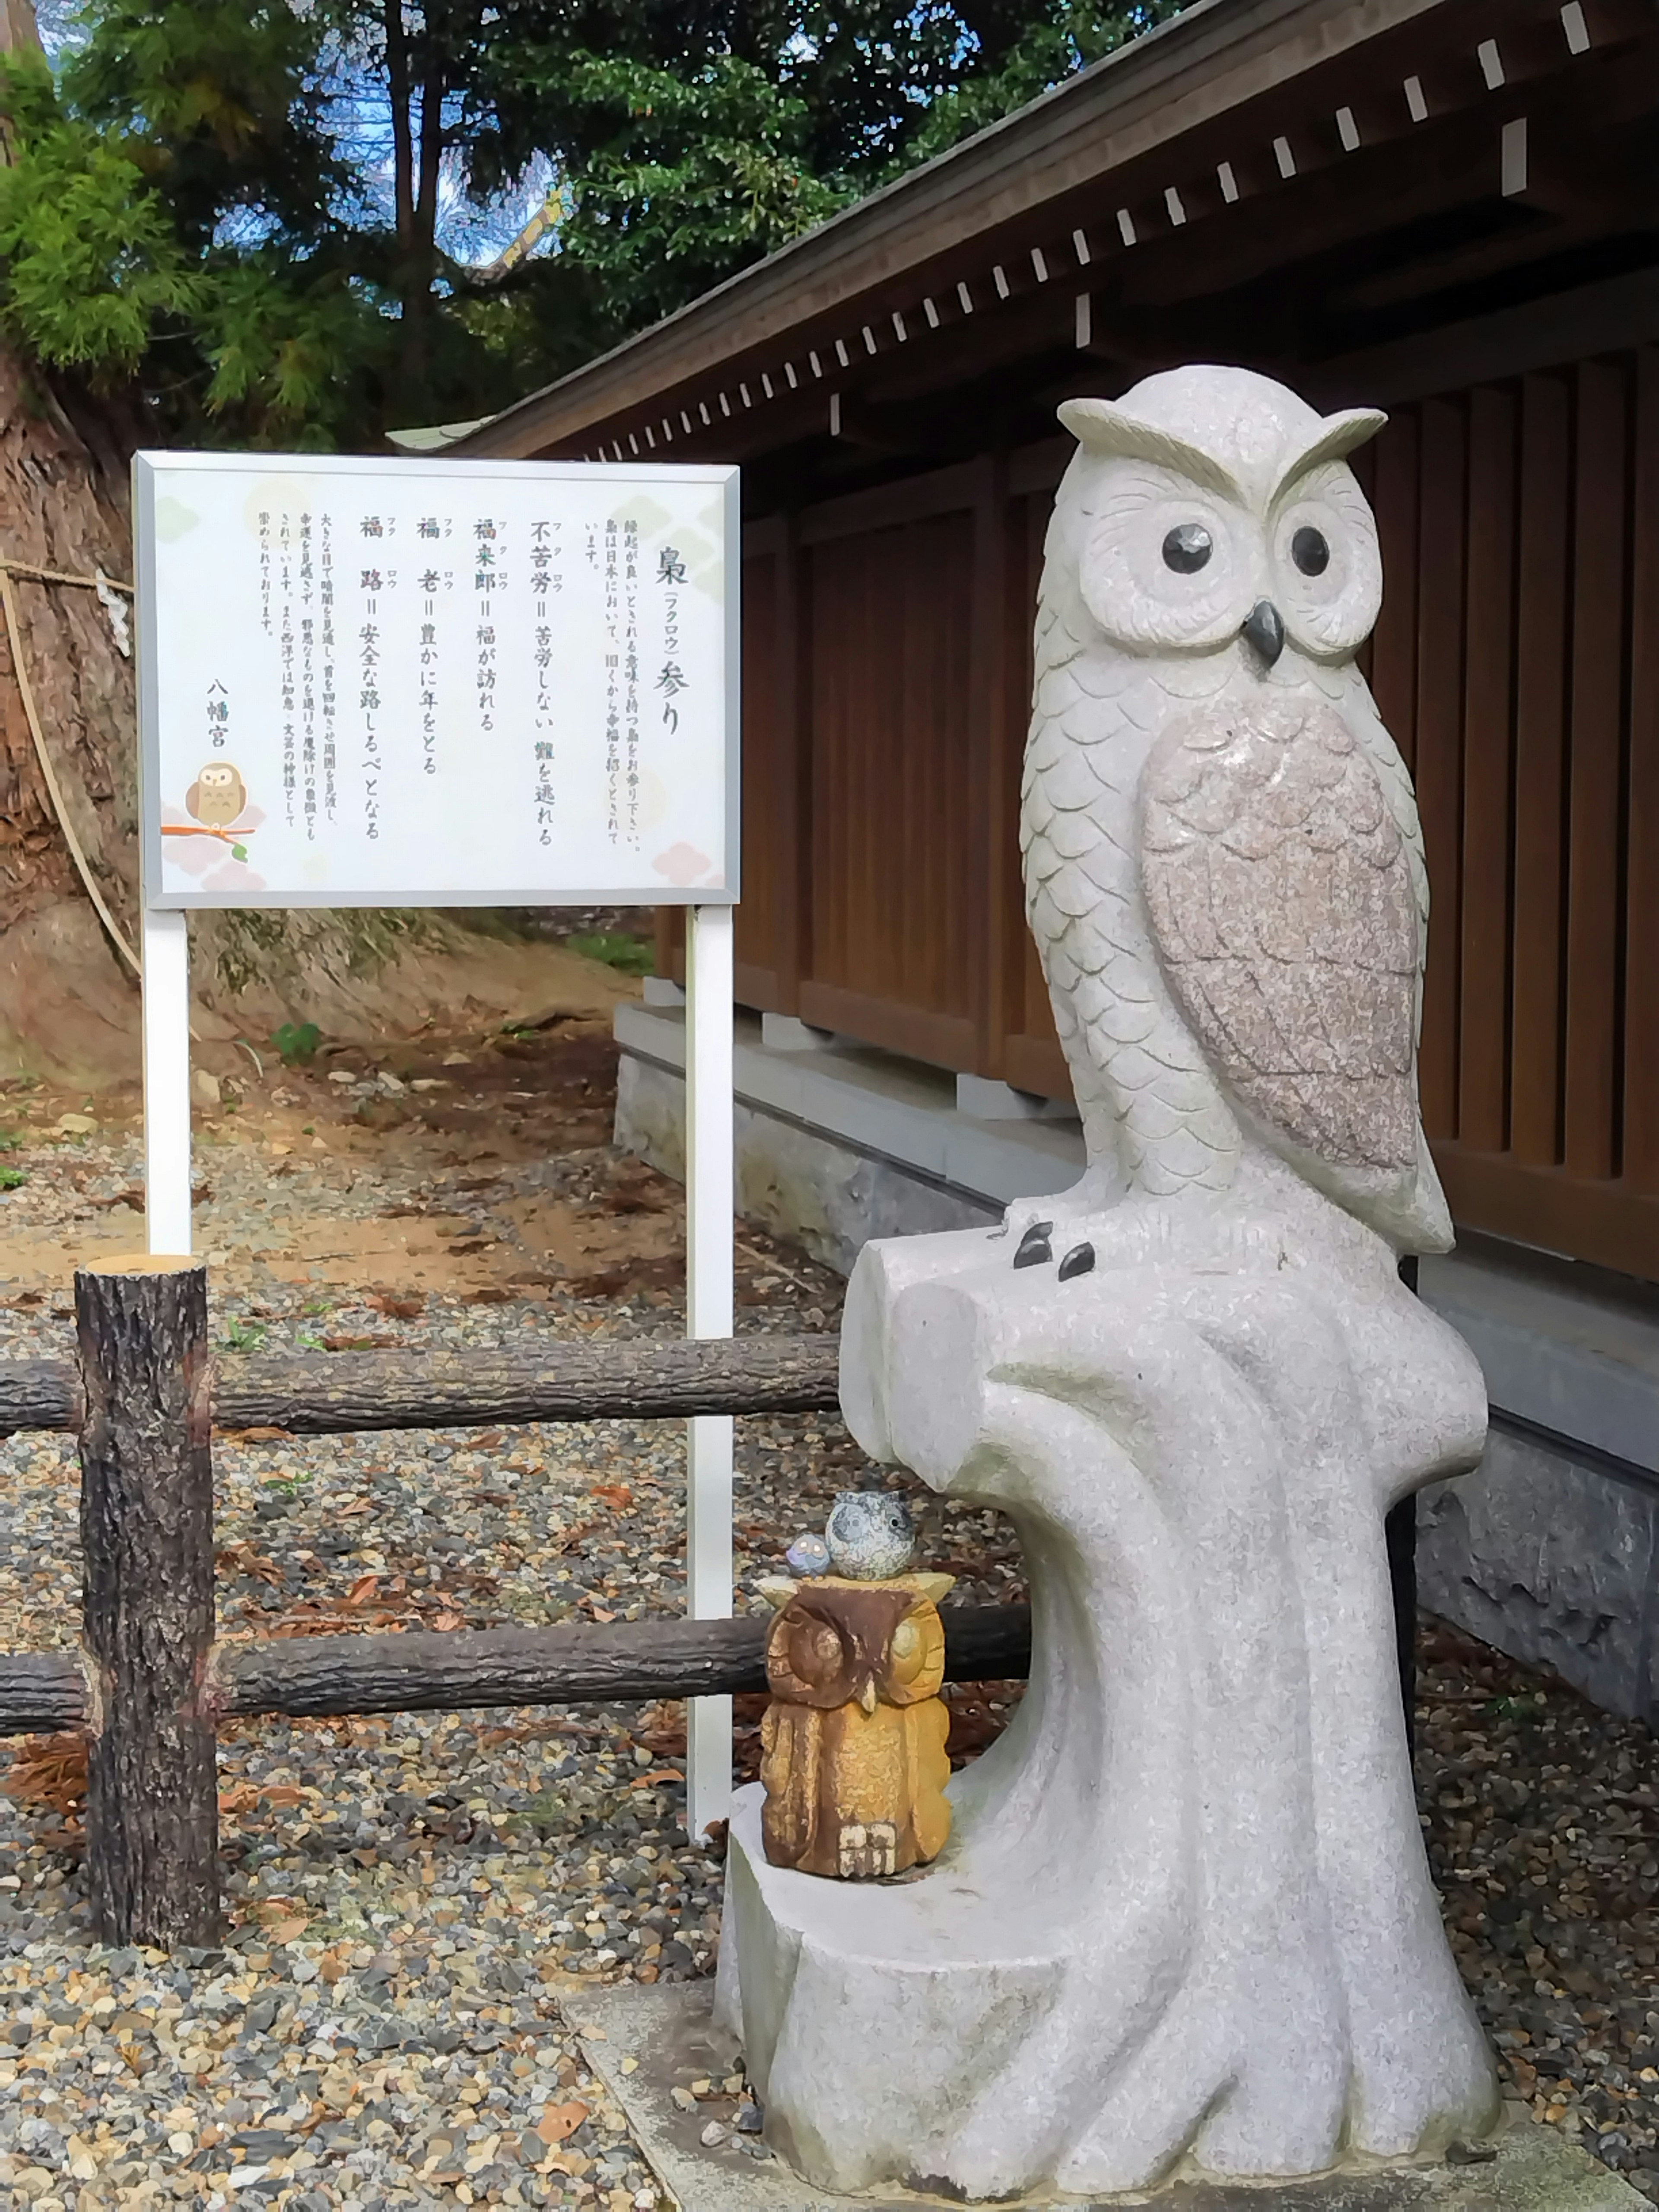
[{"xmin": 570, "ymin": 1975, "xmax": 1646, "ymax": 2212}]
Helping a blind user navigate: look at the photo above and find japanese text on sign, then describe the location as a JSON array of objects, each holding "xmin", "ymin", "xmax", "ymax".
[{"xmin": 135, "ymin": 454, "xmax": 735, "ymax": 908}]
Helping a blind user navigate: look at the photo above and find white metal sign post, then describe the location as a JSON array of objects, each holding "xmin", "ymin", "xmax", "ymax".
[{"xmin": 133, "ymin": 450, "xmax": 740, "ymax": 1834}]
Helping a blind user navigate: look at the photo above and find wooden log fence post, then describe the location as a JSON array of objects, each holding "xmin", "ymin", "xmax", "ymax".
[{"xmin": 77, "ymin": 1257, "xmax": 220, "ymax": 1949}]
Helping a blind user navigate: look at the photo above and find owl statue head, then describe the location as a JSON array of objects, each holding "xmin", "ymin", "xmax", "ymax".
[
  {"xmin": 763, "ymin": 1573, "xmax": 952, "ymax": 1716},
  {"xmin": 1055, "ymin": 365, "xmax": 1385, "ymax": 671}
]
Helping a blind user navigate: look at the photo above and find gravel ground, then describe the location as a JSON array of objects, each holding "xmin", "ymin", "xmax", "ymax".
[
  {"xmin": 0, "ymin": 1044, "xmax": 1655, "ymax": 2207},
  {"xmin": 0, "ymin": 1049, "xmax": 1018, "ymax": 2211}
]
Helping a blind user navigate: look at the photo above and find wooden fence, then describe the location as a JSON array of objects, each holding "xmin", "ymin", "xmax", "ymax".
[
  {"xmin": 662, "ymin": 343, "xmax": 1659, "ymax": 1283},
  {"xmin": 0, "ymin": 1262, "xmax": 1031, "ymax": 1951}
]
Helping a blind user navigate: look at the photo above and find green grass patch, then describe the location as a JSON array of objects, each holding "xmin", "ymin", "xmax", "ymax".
[
  {"xmin": 271, "ymin": 1020, "xmax": 321, "ymax": 1066},
  {"xmin": 565, "ymin": 930, "xmax": 654, "ymax": 976}
]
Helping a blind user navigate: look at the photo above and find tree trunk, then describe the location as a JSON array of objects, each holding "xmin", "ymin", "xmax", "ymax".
[{"xmin": 0, "ymin": 350, "xmax": 147, "ymax": 1070}]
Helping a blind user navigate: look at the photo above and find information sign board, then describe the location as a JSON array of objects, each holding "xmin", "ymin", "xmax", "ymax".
[
  {"xmin": 132, "ymin": 451, "xmax": 740, "ymax": 1840},
  {"xmin": 133, "ymin": 452, "xmax": 738, "ymax": 907}
]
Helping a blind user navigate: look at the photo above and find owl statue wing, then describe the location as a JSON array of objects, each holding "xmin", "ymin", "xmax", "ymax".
[{"xmin": 1139, "ymin": 698, "xmax": 1419, "ymax": 1173}]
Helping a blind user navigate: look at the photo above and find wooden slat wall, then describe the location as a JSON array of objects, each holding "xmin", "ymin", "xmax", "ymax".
[
  {"xmin": 731, "ymin": 519, "xmax": 797, "ymax": 1013},
  {"xmin": 721, "ymin": 344, "xmax": 1659, "ymax": 1280},
  {"xmin": 1001, "ymin": 480, "xmax": 1069, "ymax": 1100},
  {"xmin": 797, "ymin": 496, "xmax": 982, "ymax": 1069},
  {"xmin": 1379, "ymin": 350, "xmax": 1659, "ymax": 1278}
]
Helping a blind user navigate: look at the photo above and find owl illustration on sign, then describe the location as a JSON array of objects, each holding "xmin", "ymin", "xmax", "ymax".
[
  {"xmin": 1020, "ymin": 364, "xmax": 1449, "ymax": 1257},
  {"xmin": 758, "ymin": 1571, "xmax": 953, "ymax": 1880},
  {"xmin": 185, "ymin": 760, "xmax": 249, "ymax": 826}
]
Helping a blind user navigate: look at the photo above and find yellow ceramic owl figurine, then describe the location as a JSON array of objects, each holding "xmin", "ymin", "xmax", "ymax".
[{"xmin": 758, "ymin": 1571, "xmax": 954, "ymax": 1879}]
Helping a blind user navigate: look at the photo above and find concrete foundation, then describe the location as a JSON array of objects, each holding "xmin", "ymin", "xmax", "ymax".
[{"xmin": 570, "ymin": 1981, "xmax": 1645, "ymax": 2211}]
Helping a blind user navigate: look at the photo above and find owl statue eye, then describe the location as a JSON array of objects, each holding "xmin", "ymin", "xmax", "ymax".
[
  {"xmin": 1078, "ymin": 466, "xmax": 1251, "ymax": 651},
  {"xmin": 792, "ymin": 1618, "xmax": 845, "ymax": 1682},
  {"xmin": 1290, "ymin": 526, "xmax": 1329, "ymax": 575},
  {"xmin": 1161, "ymin": 523, "xmax": 1212, "ymax": 574},
  {"xmin": 1270, "ymin": 462, "xmax": 1382, "ymax": 663}
]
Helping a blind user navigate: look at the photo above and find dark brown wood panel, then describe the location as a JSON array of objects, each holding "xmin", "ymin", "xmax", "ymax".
[
  {"xmin": 1508, "ymin": 372, "xmax": 1573, "ymax": 1167},
  {"xmin": 1457, "ymin": 386, "xmax": 1517, "ymax": 1155},
  {"xmin": 1367, "ymin": 414, "xmax": 1419, "ymax": 769},
  {"xmin": 1413, "ymin": 397, "xmax": 1468, "ymax": 1141},
  {"xmin": 734, "ymin": 534, "xmax": 786, "ymax": 1010},
  {"xmin": 1562, "ymin": 359, "xmax": 1630, "ymax": 1182},
  {"xmin": 803, "ymin": 504, "xmax": 981, "ymax": 1071},
  {"xmin": 1626, "ymin": 348, "xmax": 1659, "ymax": 1195},
  {"xmin": 998, "ymin": 487, "xmax": 1070, "ymax": 1102}
]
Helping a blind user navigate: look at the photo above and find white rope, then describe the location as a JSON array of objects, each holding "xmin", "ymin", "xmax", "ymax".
[{"xmin": 0, "ymin": 560, "xmax": 142, "ymax": 980}]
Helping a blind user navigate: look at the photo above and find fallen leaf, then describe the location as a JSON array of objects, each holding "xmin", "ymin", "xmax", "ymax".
[
  {"xmin": 537, "ymin": 2101, "xmax": 588, "ymax": 2145},
  {"xmin": 589, "ymin": 1483, "xmax": 632, "ymax": 1511},
  {"xmin": 368, "ymin": 1293, "xmax": 424, "ymax": 1319},
  {"xmin": 219, "ymin": 1781, "xmax": 304, "ymax": 1815},
  {"xmin": 432, "ymin": 1609, "xmax": 465, "ymax": 1632},
  {"xmin": 3, "ymin": 1732, "xmax": 89, "ymax": 1824},
  {"xmin": 216, "ymin": 1541, "xmax": 284, "ymax": 1588},
  {"xmin": 630, "ymin": 1767, "xmax": 684, "ymax": 1789},
  {"xmin": 88, "ymin": 1186, "xmax": 145, "ymax": 1212},
  {"xmin": 345, "ymin": 1574, "xmax": 381, "ymax": 1605}
]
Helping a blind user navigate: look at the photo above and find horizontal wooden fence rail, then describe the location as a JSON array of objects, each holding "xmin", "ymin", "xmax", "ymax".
[
  {"xmin": 2, "ymin": 1265, "xmax": 1026, "ymax": 1951},
  {"xmin": 0, "ymin": 1332, "xmax": 844, "ymax": 1437},
  {"xmin": 0, "ymin": 1605, "xmax": 1034, "ymax": 1738}
]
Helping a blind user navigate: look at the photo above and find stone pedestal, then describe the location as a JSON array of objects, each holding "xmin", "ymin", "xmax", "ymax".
[
  {"xmin": 572, "ymin": 1981, "xmax": 1649, "ymax": 2212},
  {"xmin": 719, "ymin": 1188, "xmax": 1503, "ymax": 2203}
]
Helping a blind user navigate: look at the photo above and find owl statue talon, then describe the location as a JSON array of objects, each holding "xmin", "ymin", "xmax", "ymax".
[{"xmin": 1012, "ymin": 1223, "xmax": 1054, "ymax": 1269}]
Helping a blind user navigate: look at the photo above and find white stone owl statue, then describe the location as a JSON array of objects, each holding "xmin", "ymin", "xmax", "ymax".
[{"xmin": 1023, "ymin": 363, "xmax": 1449, "ymax": 1254}]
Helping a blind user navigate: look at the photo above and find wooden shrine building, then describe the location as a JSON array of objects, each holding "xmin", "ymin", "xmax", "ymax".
[{"xmin": 455, "ymin": 0, "xmax": 1659, "ymax": 1718}]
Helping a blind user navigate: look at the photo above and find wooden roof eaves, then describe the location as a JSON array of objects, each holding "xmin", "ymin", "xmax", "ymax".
[{"xmin": 452, "ymin": 0, "xmax": 1451, "ymax": 461}]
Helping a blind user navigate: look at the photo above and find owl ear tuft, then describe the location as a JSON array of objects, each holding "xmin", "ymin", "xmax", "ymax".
[
  {"xmin": 1274, "ymin": 407, "xmax": 1387, "ymax": 497},
  {"xmin": 1057, "ymin": 397, "xmax": 1242, "ymax": 502},
  {"xmin": 904, "ymin": 1572, "xmax": 955, "ymax": 1605}
]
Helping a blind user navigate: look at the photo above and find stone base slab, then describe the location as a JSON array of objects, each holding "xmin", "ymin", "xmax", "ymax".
[{"xmin": 568, "ymin": 1981, "xmax": 1646, "ymax": 2212}]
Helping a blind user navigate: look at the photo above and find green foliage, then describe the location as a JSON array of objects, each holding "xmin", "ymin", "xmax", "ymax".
[
  {"xmin": 271, "ymin": 1020, "xmax": 322, "ymax": 1065},
  {"xmin": 905, "ymin": 1, "xmax": 1188, "ymax": 167},
  {"xmin": 0, "ymin": 1163, "xmax": 25, "ymax": 1191},
  {"xmin": 0, "ymin": 55, "xmax": 201, "ymax": 379},
  {"xmin": 565, "ymin": 929, "xmax": 654, "ymax": 976},
  {"xmin": 0, "ymin": 0, "xmax": 1185, "ymax": 447},
  {"xmin": 517, "ymin": 50, "xmax": 848, "ymax": 328},
  {"xmin": 221, "ymin": 1313, "xmax": 267, "ymax": 1350},
  {"xmin": 0, "ymin": 1128, "xmax": 20, "ymax": 1150}
]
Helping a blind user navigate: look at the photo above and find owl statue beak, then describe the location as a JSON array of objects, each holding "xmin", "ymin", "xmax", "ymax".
[
  {"xmin": 858, "ymin": 1679, "xmax": 879, "ymax": 1716},
  {"xmin": 1242, "ymin": 598, "xmax": 1286, "ymax": 667}
]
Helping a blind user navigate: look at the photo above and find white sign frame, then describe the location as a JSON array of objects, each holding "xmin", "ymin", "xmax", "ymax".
[
  {"xmin": 133, "ymin": 451, "xmax": 741, "ymax": 1842},
  {"xmin": 133, "ymin": 451, "xmax": 741, "ymax": 909}
]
